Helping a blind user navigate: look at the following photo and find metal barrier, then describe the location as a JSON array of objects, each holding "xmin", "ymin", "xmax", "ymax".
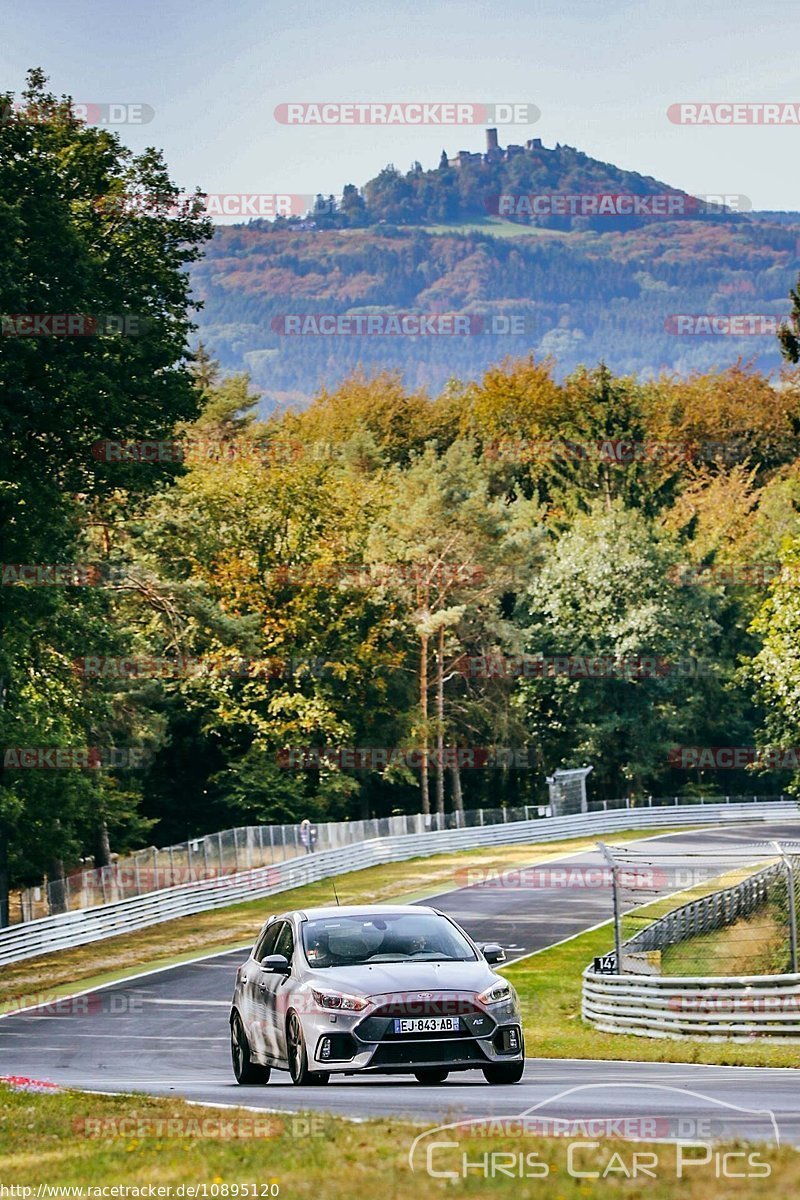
[
  {"xmin": 625, "ymin": 859, "xmax": 796, "ymax": 954},
  {"xmin": 19, "ymin": 805, "xmax": 543, "ymax": 921},
  {"xmin": 582, "ymin": 969, "xmax": 800, "ymax": 1040},
  {"xmin": 583, "ymin": 845, "xmax": 800, "ymax": 1040},
  {"xmin": 1, "ymin": 799, "xmax": 796, "ymax": 966},
  {"xmin": 18, "ymin": 793, "xmax": 788, "ymax": 921}
]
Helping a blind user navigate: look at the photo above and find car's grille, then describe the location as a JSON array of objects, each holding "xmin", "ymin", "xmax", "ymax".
[
  {"xmin": 369, "ymin": 1039, "xmax": 488, "ymax": 1067},
  {"xmin": 370, "ymin": 998, "xmax": 481, "ymax": 1018}
]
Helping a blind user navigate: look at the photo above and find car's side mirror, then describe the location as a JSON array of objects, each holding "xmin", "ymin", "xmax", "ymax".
[
  {"xmin": 260, "ymin": 953, "xmax": 291, "ymax": 974},
  {"xmin": 482, "ymin": 943, "xmax": 506, "ymax": 964}
]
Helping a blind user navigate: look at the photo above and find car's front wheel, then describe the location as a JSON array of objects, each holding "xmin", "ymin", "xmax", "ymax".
[
  {"xmin": 482, "ymin": 1060, "xmax": 525, "ymax": 1085},
  {"xmin": 287, "ymin": 1012, "xmax": 330, "ymax": 1085},
  {"xmin": 414, "ymin": 1069, "xmax": 449, "ymax": 1084},
  {"xmin": 231, "ymin": 1012, "xmax": 271, "ymax": 1084}
]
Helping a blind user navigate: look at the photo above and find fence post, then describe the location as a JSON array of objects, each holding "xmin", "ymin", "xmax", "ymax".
[
  {"xmin": 598, "ymin": 842, "xmax": 622, "ymax": 975},
  {"xmin": 773, "ymin": 841, "xmax": 798, "ymax": 973}
]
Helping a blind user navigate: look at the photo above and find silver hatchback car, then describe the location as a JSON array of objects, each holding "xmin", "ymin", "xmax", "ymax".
[{"xmin": 230, "ymin": 904, "xmax": 525, "ymax": 1086}]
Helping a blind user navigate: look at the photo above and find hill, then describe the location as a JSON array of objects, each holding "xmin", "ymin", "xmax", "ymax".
[{"xmin": 189, "ymin": 135, "xmax": 800, "ymax": 409}]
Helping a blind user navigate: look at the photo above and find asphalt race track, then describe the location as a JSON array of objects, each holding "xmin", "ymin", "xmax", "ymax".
[{"xmin": 2, "ymin": 820, "xmax": 800, "ymax": 1145}]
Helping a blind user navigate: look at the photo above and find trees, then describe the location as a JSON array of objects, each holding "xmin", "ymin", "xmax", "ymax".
[
  {"xmin": 0, "ymin": 71, "xmax": 210, "ymax": 919},
  {"xmin": 515, "ymin": 502, "xmax": 726, "ymax": 798},
  {"xmin": 368, "ymin": 441, "xmax": 543, "ymax": 815},
  {"xmin": 747, "ymin": 536, "xmax": 800, "ymax": 769}
]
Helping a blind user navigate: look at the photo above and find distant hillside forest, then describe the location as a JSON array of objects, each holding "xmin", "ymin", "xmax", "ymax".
[{"xmin": 189, "ymin": 137, "xmax": 800, "ymax": 407}]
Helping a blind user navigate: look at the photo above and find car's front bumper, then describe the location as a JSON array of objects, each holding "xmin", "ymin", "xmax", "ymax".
[{"xmin": 303, "ymin": 998, "xmax": 523, "ymax": 1073}]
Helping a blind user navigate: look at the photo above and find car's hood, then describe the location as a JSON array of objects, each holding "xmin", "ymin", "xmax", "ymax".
[{"xmin": 304, "ymin": 959, "xmax": 501, "ymax": 996}]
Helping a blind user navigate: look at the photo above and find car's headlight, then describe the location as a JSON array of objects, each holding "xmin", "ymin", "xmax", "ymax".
[
  {"xmin": 477, "ymin": 981, "xmax": 513, "ymax": 1005},
  {"xmin": 311, "ymin": 988, "xmax": 368, "ymax": 1011}
]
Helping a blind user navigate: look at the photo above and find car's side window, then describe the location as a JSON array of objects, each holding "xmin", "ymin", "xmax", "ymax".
[
  {"xmin": 254, "ymin": 921, "xmax": 280, "ymax": 962},
  {"xmin": 274, "ymin": 921, "xmax": 295, "ymax": 964}
]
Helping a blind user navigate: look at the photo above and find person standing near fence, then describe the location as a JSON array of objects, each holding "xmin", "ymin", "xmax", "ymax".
[{"xmin": 299, "ymin": 819, "xmax": 317, "ymax": 854}]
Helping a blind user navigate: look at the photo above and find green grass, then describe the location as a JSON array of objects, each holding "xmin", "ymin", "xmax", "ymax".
[
  {"xmin": 333, "ymin": 217, "xmax": 568, "ymax": 240},
  {"xmin": 661, "ymin": 908, "xmax": 788, "ymax": 977},
  {"xmin": 410, "ymin": 217, "xmax": 566, "ymax": 239},
  {"xmin": 0, "ymin": 1083, "xmax": 794, "ymax": 1197}
]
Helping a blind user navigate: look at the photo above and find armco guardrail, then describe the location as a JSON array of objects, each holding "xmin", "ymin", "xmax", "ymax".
[
  {"xmin": 582, "ymin": 970, "xmax": 800, "ymax": 1040},
  {"xmin": 625, "ymin": 859, "xmax": 794, "ymax": 954},
  {"xmin": 19, "ymin": 804, "xmax": 544, "ymax": 921},
  {"xmin": 1, "ymin": 800, "xmax": 796, "ymax": 966},
  {"xmin": 22, "ymin": 793, "xmax": 786, "ymax": 922},
  {"xmin": 583, "ymin": 845, "xmax": 800, "ymax": 1040}
]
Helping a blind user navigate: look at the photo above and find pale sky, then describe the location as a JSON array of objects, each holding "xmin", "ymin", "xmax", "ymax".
[{"xmin": 2, "ymin": 0, "xmax": 798, "ymax": 210}]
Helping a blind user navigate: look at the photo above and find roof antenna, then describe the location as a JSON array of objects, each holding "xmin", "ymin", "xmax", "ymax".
[{"xmin": 332, "ymin": 878, "xmax": 341, "ymax": 906}]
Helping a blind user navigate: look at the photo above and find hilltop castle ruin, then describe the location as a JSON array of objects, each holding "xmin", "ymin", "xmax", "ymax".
[{"xmin": 444, "ymin": 128, "xmax": 544, "ymax": 169}]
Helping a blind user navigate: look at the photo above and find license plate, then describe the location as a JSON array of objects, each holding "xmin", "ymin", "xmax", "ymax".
[{"xmin": 392, "ymin": 1016, "xmax": 461, "ymax": 1034}]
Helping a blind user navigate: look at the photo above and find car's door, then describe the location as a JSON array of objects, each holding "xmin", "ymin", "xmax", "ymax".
[
  {"xmin": 242, "ymin": 921, "xmax": 281, "ymax": 1058},
  {"xmin": 260, "ymin": 919, "xmax": 296, "ymax": 1061}
]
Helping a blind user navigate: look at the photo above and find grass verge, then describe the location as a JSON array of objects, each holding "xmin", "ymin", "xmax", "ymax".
[
  {"xmin": 0, "ymin": 1083, "xmax": 793, "ymax": 1196},
  {"xmin": 661, "ymin": 909, "xmax": 787, "ymax": 977}
]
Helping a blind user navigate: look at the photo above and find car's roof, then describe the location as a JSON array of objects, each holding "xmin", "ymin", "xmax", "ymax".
[{"xmin": 293, "ymin": 904, "xmax": 438, "ymax": 920}]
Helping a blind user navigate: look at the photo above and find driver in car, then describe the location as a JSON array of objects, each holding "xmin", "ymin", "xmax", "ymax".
[{"xmin": 306, "ymin": 932, "xmax": 333, "ymax": 966}]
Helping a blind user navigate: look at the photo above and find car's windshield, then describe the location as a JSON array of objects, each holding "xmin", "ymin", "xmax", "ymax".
[{"xmin": 301, "ymin": 913, "xmax": 478, "ymax": 967}]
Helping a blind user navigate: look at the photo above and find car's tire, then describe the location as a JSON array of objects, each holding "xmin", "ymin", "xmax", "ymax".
[
  {"xmin": 231, "ymin": 1012, "xmax": 271, "ymax": 1084},
  {"xmin": 482, "ymin": 1060, "xmax": 525, "ymax": 1085},
  {"xmin": 414, "ymin": 1069, "xmax": 449, "ymax": 1084},
  {"xmin": 287, "ymin": 1012, "xmax": 330, "ymax": 1085}
]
